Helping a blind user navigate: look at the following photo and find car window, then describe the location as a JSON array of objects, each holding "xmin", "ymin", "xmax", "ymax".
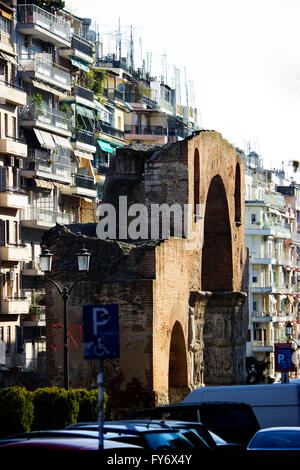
[
  {"xmin": 179, "ymin": 429, "xmax": 210, "ymax": 448},
  {"xmin": 144, "ymin": 432, "xmax": 195, "ymax": 451},
  {"xmin": 208, "ymin": 431, "xmax": 227, "ymax": 445},
  {"xmin": 249, "ymin": 431, "xmax": 300, "ymax": 449}
]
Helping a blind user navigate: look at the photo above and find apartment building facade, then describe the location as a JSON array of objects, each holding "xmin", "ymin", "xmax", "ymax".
[
  {"xmin": 244, "ymin": 151, "xmax": 300, "ymax": 381},
  {"xmin": 0, "ymin": 0, "xmax": 30, "ymax": 383}
]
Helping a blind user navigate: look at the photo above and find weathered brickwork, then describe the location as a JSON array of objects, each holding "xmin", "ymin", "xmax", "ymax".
[{"xmin": 44, "ymin": 131, "xmax": 248, "ymax": 415}]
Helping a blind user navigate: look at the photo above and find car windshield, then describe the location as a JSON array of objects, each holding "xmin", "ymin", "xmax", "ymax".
[
  {"xmin": 144, "ymin": 432, "xmax": 195, "ymax": 451},
  {"xmin": 249, "ymin": 431, "xmax": 300, "ymax": 449}
]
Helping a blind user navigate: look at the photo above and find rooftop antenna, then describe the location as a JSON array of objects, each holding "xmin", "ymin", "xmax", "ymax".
[
  {"xmin": 130, "ymin": 25, "xmax": 134, "ymax": 70},
  {"xmin": 184, "ymin": 66, "xmax": 189, "ymax": 107},
  {"xmin": 118, "ymin": 18, "xmax": 121, "ymax": 60}
]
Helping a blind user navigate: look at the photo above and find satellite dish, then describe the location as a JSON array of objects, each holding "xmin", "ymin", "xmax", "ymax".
[{"xmin": 118, "ymin": 83, "xmax": 126, "ymax": 92}]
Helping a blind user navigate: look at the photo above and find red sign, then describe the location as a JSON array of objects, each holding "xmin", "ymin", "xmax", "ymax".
[{"xmin": 274, "ymin": 343, "xmax": 296, "ymax": 372}]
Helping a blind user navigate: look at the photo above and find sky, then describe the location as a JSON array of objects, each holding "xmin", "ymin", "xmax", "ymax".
[{"xmin": 66, "ymin": 0, "xmax": 300, "ymax": 179}]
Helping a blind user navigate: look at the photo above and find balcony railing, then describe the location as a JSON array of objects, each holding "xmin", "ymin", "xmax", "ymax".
[
  {"xmin": 26, "ymin": 148, "xmax": 71, "ymax": 180},
  {"xmin": 21, "ymin": 103, "xmax": 71, "ymax": 133},
  {"xmin": 102, "ymin": 88, "xmax": 124, "ymax": 101},
  {"xmin": 0, "ymin": 30, "xmax": 11, "ymax": 46},
  {"xmin": 124, "ymin": 125, "xmax": 168, "ymax": 136},
  {"xmin": 0, "ymin": 79, "xmax": 24, "ymax": 93},
  {"xmin": 96, "ymin": 120, "xmax": 125, "ymax": 140},
  {"xmin": 74, "ymin": 174, "xmax": 95, "ymax": 191},
  {"xmin": 19, "ymin": 55, "xmax": 71, "ymax": 90},
  {"xmin": 71, "ymin": 34, "xmax": 93, "ymax": 58},
  {"xmin": 18, "ymin": 4, "xmax": 70, "ymax": 42},
  {"xmin": 72, "ymin": 84, "xmax": 94, "ymax": 102},
  {"xmin": 21, "ymin": 208, "xmax": 74, "ymax": 226},
  {"xmin": 73, "ymin": 129, "xmax": 95, "ymax": 146}
]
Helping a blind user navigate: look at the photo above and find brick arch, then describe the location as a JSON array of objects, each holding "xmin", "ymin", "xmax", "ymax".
[
  {"xmin": 168, "ymin": 320, "xmax": 188, "ymax": 402},
  {"xmin": 201, "ymin": 174, "xmax": 233, "ymax": 291}
]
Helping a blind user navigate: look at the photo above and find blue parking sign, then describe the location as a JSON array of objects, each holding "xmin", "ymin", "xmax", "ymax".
[
  {"xmin": 274, "ymin": 343, "xmax": 295, "ymax": 372},
  {"xmin": 82, "ymin": 304, "xmax": 119, "ymax": 360}
]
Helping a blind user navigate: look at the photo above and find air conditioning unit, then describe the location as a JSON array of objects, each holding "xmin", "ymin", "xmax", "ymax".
[
  {"xmin": 6, "ymin": 270, "xmax": 15, "ymax": 281},
  {"xmin": 15, "ymin": 158, "xmax": 24, "ymax": 169},
  {"xmin": 5, "ymin": 156, "xmax": 14, "ymax": 167}
]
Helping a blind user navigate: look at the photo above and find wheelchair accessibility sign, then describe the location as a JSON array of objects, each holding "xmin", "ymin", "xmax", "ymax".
[{"xmin": 82, "ymin": 305, "xmax": 119, "ymax": 360}]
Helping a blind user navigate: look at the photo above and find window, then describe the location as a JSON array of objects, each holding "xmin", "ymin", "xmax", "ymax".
[
  {"xmin": 14, "ymin": 221, "xmax": 18, "ymax": 244},
  {"xmin": 5, "ymin": 220, "xmax": 9, "ymax": 244},
  {"xmin": 12, "ymin": 116, "xmax": 16, "ymax": 138},
  {"xmin": 0, "ymin": 326, "xmax": 3, "ymax": 342},
  {"xmin": 6, "ymin": 326, "xmax": 11, "ymax": 353},
  {"xmin": 252, "ymin": 271, "xmax": 258, "ymax": 283},
  {"xmin": 253, "ymin": 300, "xmax": 257, "ymax": 311},
  {"xmin": 251, "ymin": 214, "xmax": 256, "ymax": 224},
  {"xmin": 4, "ymin": 114, "xmax": 8, "ymax": 136}
]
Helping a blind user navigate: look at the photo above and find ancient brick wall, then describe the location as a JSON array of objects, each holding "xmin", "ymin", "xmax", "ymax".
[{"xmin": 44, "ymin": 131, "xmax": 248, "ymax": 413}]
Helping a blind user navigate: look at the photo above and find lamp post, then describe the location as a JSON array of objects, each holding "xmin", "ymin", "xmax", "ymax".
[{"xmin": 40, "ymin": 244, "xmax": 91, "ymax": 390}]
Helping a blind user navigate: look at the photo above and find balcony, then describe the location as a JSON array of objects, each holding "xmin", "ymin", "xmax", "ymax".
[
  {"xmin": 0, "ymin": 79, "xmax": 27, "ymax": 106},
  {"xmin": 124, "ymin": 124, "xmax": 168, "ymax": 144},
  {"xmin": 20, "ymin": 103, "xmax": 71, "ymax": 137},
  {"xmin": 1, "ymin": 297, "xmax": 30, "ymax": 315},
  {"xmin": 124, "ymin": 125, "xmax": 168, "ymax": 136},
  {"xmin": 0, "ymin": 136, "xmax": 27, "ymax": 158},
  {"xmin": 102, "ymin": 88, "xmax": 125, "ymax": 102},
  {"xmin": 23, "ymin": 306, "xmax": 46, "ymax": 325},
  {"xmin": 72, "ymin": 129, "xmax": 96, "ymax": 153},
  {"xmin": 251, "ymin": 312, "xmax": 272, "ymax": 322},
  {"xmin": 0, "ymin": 187, "xmax": 28, "ymax": 209},
  {"xmin": 252, "ymin": 341, "xmax": 273, "ymax": 352},
  {"xmin": 17, "ymin": 4, "xmax": 70, "ymax": 47},
  {"xmin": 96, "ymin": 120, "xmax": 125, "ymax": 140},
  {"xmin": 72, "ymin": 173, "xmax": 96, "ymax": 198},
  {"xmin": 21, "ymin": 207, "xmax": 74, "ymax": 230},
  {"xmin": 63, "ymin": 84, "xmax": 95, "ymax": 107},
  {"xmin": 22, "ymin": 148, "xmax": 72, "ymax": 184},
  {"xmin": 19, "ymin": 56, "xmax": 71, "ymax": 92},
  {"xmin": 0, "ymin": 243, "xmax": 29, "ymax": 262},
  {"xmin": 59, "ymin": 34, "xmax": 94, "ymax": 64},
  {"xmin": 22, "ymin": 258, "xmax": 43, "ymax": 276},
  {"xmin": 0, "ymin": 30, "xmax": 14, "ymax": 55}
]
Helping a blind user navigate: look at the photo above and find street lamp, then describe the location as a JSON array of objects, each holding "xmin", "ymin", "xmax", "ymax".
[
  {"xmin": 39, "ymin": 243, "xmax": 91, "ymax": 390},
  {"xmin": 286, "ymin": 322, "xmax": 294, "ymax": 340}
]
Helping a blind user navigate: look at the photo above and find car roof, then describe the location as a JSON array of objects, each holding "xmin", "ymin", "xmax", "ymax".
[
  {"xmin": 0, "ymin": 437, "xmax": 143, "ymax": 450},
  {"xmin": 254, "ymin": 427, "xmax": 300, "ymax": 433}
]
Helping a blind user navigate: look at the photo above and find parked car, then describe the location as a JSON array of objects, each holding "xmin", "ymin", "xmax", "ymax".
[
  {"xmin": 128, "ymin": 402, "xmax": 259, "ymax": 446},
  {"xmin": 247, "ymin": 427, "xmax": 300, "ymax": 453},
  {"xmin": 66, "ymin": 420, "xmax": 243, "ymax": 452},
  {"xmin": 1, "ymin": 425, "xmax": 198, "ymax": 453},
  {"xmin": 0, "ymin": 436, "xmax": 143, "ymax": 451},
  {"xmin": 66, "ymin": 421, "xmax": 208, "ymax": 452}
]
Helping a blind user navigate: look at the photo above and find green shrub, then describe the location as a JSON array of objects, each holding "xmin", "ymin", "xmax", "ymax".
[
  {"xmin": 32, "ymin": 387, "xmax": 79, "ymax": 430},
  {"xmin": 0, "ymin": 387, "xmax": 34, "ymax": 438},
  {"xmin": 70, "ymin": 389, "xmax": 108, "ymax": 422}
]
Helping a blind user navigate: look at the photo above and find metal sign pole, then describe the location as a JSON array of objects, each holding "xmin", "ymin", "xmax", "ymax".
[{"xmin": 98, "ymin": 358, "xmax": 104, "ymax": 451}]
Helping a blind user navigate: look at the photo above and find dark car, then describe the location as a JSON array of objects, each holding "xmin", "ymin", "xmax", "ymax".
[
  {"xmin": 66, "ymin": 420, "xmax": 242, "ymax": 453},
  {"xmin": 247, "ymin": 427, "xmax": 300, "ymax": 453},
  {"xmin": 0, "ymin": 436, "xmax": 143, "ymax": 451},
  {"xmin": 2, "ymin": 426, "xmax": 198, "ymax": 453},
  {"xmin": 66, "ymin": 422, "xmax": 209, "ymax": 452},
  {"xmin": 128, "ymin": 402, "xmax": 260, "ymax": 446}
]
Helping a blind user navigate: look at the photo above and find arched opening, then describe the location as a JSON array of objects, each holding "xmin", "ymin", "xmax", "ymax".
[
  {"xmin": 234, "ymin": 163, "xmax": 241, "ymax": 226},
  {"xmin": 168, "ymin": 321, "xmax": 188, "ymax": 403},
  {"xmin": 193, "ymin": 149, "xmax": 200, "ymax": 218},
  {"xmin": 201, "ymin": 175, "xmax": 233, "ymax": 291}
]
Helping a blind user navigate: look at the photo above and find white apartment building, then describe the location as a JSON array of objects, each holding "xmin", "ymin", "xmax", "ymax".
[{"xmin": 244, "ymin": 151, "xmax": 300, "ymax": 381}]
